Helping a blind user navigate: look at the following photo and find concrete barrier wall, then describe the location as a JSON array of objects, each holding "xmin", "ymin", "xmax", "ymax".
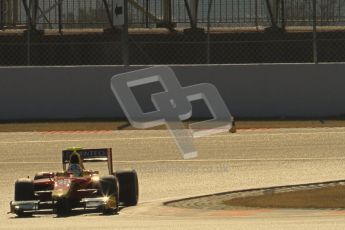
[{"xmin": 0, "ymin": 64, "xmax": 345, "ymax": 121}]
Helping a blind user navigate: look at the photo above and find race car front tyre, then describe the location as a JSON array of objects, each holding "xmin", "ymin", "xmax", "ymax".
[
  {"xmin": 55, "ymin": 198, "xmax": 71, "ymax": 217},
  {"xmin": 116, "ymin": 170, "xmax": 139, "ymax": 206},
  {"xmin": 100, "ymin": 175, "xmax": 119, "ymax": 215},
  {"xmin": 14, "ymin": 178, "xmax": 35, "ymax": 217},
  {"xmin": 15, "ymin": 178, "xmax": 35, "ymax": 201}
]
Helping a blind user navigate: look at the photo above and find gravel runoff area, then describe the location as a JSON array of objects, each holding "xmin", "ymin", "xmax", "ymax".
[
  {"xmin": 166, "ymin": 180, "xmax": 345, "ymax": 211},
  {"xmin": 1, "ymin": 120, "xmax": 345, "ymax": 132}
]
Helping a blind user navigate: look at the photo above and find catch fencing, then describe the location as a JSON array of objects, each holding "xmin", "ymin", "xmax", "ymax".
[{"xmin": 0, "ymin": 0, "xmax": 344, "ymax": 65}]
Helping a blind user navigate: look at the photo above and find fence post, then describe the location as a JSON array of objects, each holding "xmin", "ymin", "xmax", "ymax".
[
  {"xmin": 266, "ymin": 0, "xmax": 279, "ymax": 28},
  {"xmin": 22, "ymin": 0, "xmax": 32, "ymax": 30},
  {"xmin": 13, "ymin": 0, "xmax": 19, "ymax": 27},
  {"xmin": 255, "ymin": 0, "xmax": 258, "ymax": 30},
  {"xmin": 312, "ymin": 0, "xmax": 318, "ymax": 64},
  {"xmin": 207, "ymin": 0, "xmax": 213, "ymax": 64},
  {"xmin": 32, "ymin": 0, "xmax": 38, "ymax": 29},
  {"xmin": 281, "ymin": 0, "xmax": 285, "ymax": 31},
  {"xmin": 190, "ymin": 0, "xmax": 199, "ymax": 29},
  {"xmin": 162, "ymin": 0, "xmax": 172, "ymax": 26},
  {"xmin": 122, "ymin": 0, "xmax": 129, "ymax": 66},
  {"xmin": 0, "ymin": 0, "xmax": 3, "ymax": 30},
  {"xmin": 58, "ymin": 0, "xmax": 62, "ymax": 33},
  {"xmin": 145, "ymin": 0, "xmax": 149, "ymax": 28},
  {"xmin": 22, "ymin": 0, "xmax": 32, "ymax": 66}
]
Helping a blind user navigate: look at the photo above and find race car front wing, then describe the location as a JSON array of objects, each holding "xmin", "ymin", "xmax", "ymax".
[
  {"xmin": 9, "ymin": 198, "xmax": 113, "ymax": 215},
  {"xmin": 10, "ymin": 200, "xmax": 40, "ymax": 214}
]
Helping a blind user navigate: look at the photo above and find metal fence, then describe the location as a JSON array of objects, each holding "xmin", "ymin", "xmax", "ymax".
[
  {"xmin": 0, "ymin": 0, "xmax": 270, "ymax": 29},
  {"xmin": 1, "ymin": 0, "xmax": 345, "ymax": 65}
]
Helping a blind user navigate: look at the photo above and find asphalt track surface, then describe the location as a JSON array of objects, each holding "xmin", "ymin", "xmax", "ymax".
[{"xmin": 2, "ymin": 127, "xmax": 345, "ymax": 229}]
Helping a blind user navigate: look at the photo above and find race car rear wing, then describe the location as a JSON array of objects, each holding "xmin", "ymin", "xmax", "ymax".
[{"xmin": 62, "ymin": 148, "xmax": 113, "ymax": 174}]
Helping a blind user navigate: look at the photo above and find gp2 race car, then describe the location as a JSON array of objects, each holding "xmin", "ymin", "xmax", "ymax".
[{"xmin": 9, "ymin": 148, "xmax": 139, "ymax": 217}]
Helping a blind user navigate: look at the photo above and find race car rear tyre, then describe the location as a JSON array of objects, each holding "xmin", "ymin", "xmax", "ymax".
[
  {"xmin": 116, "ymin": 170, "xmax": 139, "ymax": 206},
  {"xmin": 100, "ymin": 175, "xmax": 119, "ymax": 215},
  {"xmin": 14, "ymin": 178, "xmax": 35, "ymax": 217},
  {"xmin": 55, "ymin": 199, "xmax": 71, "ymax": 217}
]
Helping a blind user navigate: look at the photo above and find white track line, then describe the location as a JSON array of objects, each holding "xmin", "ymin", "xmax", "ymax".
[{"xmin": 1, "ymin": 129, "xmax": 345, "ymax": 144}]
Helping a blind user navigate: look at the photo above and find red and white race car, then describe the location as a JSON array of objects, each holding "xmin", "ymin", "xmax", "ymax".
[{"xmin": 10, "ymin": 148, "xmax": 139, "ymax": 217}]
